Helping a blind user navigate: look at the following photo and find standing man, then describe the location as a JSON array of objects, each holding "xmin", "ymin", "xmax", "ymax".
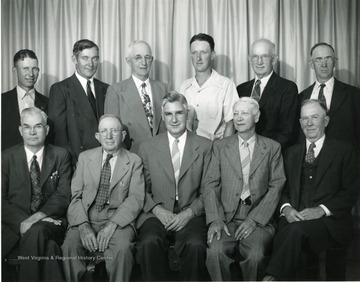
[
  {"xmin": 49, "ymin": 39, "xmax": 109, "ymax": 165},
  {"xmin": 62, "ymin": 114, "xmax": 144, "ymax": 282},
  {"xmin": 2, "ymin": 49, "xmax": 48, "ymax": 151},
  {"xmin": 105, "ymin": 40, "xmax": 167, "ymax": 153},
  {"xmin": 136, "ymin": 92, "xmax": 212, "ymax": 281},
  {"xmin": 204, "ymin": 97, "xmax": 286, "ymax": 281},
  {"xmin": 298, "ymin": 42, "xmax": 360, "ymax": 150},
  {"xmin": 263, "ymin": 100, "xmax": 360, "ymax": 281},
  {"xmin": 237, "ymin": 39, "xmax": 298, "ymax": 150},
  {"xmin": 179, "ymin": 33, "xmax": 238, "ymax": 141},
  {"xmin": 2, "ymin": 107, "xmax": 72, "ymax": 282}
]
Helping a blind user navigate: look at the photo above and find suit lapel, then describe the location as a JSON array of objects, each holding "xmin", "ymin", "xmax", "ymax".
[
  {"xmin": 258, "ymin": 72, "xmax": 277, "ymax": 108},
  {"xmin": 40, "ymin": 146, "xmax": 56, "ymax": 188},
  {"xmin": 178, "ymin": 132, "xmax": 199, "ymax": 181},
  {"xmin": 314, "ymin": 139, "xmax": 335, "ymax": 188},
  {"xmin": 34, "ymin": 91, "xmax": 47, "ymax": 112},
  {"xmin": 15, "ymin": 146, "xmax": 32, "ymax": 198},
  {"xmin": 94, "ymin": 79, "xmax": 106, "ymax": 119},
  {"xmin": 109, "ymin": 149, "xmax": 130, "ymax": 192},
  {"xmin": 150, "ymin": 79, "xmax": 164, "ymax": 135},
  {"xmin": 89, "ymin": 148, "xmax": 103, "ymax": 190},
  {"xmin": 249, "ymin": 136, "xmax": 267, "ymax": 177},
  {"xmin": 155, "ymin": 134, "xmax": 174, "ymax": 182},
  {"xmin": 289, "ymin": 144, "xmax": 305, "ymax": 208},
  {"xmin": 328, "ymin": 79, "xmax": 346, "ymax": 118},
  {"xmin": 10, "ymin": 88, "xmax": 21, "ymax": 125},
  {"xmin": 224, "ymin": 135, "xmax": 242, "ymax": 177}
]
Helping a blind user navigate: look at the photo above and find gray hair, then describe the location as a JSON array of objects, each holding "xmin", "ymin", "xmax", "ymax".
[
  {"xmin": 301, "ymin": 99, "xmax": 328, "ymax": 116},
  {"xmin": 233, "ymin": 97, "xmax": 260, "ymax": 113},
  {"xmin": 251, "ymin": 39, "xmax": 276, "ymax": 55},
  {"xmin": 126, "ymin": 40, "xmax": 152, "ymax": 58},
  {"xmin": 20, "ymin": 107, "xmax": 47, "ymax": 125},
  {"xmin": 98, "ymin": 114, "xmax": 123, "ymax": 131},
  {"xmin": 161, "ymin": 91, "xmax": 189, "ymax": 113}
]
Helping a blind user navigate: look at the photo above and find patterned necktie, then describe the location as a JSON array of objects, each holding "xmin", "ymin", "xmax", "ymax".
[
  {"xmin": 240, "ymin": 141, "xmax": 251, "ymax": 200},
  {"xmin": 141, "ymin": 83, "xmax": 153, "ymax": 129},
  {"xmin": 251, "ymin": 79, "xmax": 261, "ymax": 101},
  {"xmin": 318, "ymin": 84, "xmax": 327, "ymax": 109},
  {"xmin": 305, "ymin": 143, "xmax": 316, "ymax": 164},
  {"xmin": 30, "ymin": 155, "xmax": 42, "ymax": 213},
  {"xmin": 171, "ymin": 139, "xmax": 180, "ymax": 200},
  {"xmin": 94, "ymin": 154, "xmax": 113, "ymax": 211},
  {"xmin": 87, "ymin": 80, "xmax": 97, "ymax": 118}
]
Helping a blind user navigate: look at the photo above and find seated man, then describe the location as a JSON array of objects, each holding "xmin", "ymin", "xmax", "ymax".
[
  {"xmin": 136, "ymin": 92, "xmax": 212, "ymax": 281},
  {"xmin": 2, "ymin": 107, "xmax": 72, "ymax": 282},
  {"xmin": 204, "ymin": 97, "xmax": 286, "ymax": 281},
  {"xmin": 62, "ymin": 114, "xmax": 145, "ymax": 282},
  {"xmin": 263, "ymin": 99, "xmax": 360, "ymax": 281}
]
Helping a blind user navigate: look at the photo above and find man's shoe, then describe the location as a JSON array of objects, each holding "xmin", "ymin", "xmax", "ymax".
[{"xmin": 263, "ymin": 274, "xmax": 278, "ymax": 281}]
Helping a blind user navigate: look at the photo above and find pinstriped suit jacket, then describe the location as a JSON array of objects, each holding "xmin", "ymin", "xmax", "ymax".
[
  {"xmin": 104, "ymin": 77, "xmax": 167, "ymax": 154},
  {"xmin": 204, "ymin": 134, "xmax": 286, "ymax": 227}
]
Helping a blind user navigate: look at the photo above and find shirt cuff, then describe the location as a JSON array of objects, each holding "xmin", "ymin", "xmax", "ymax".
[
  {"xmin": 280, "ymin": 203, "xmax": 292, "ymax": 214},
  {"xmin": 319, "ymin": 204, "xmax": 332, "ymax": 216}
]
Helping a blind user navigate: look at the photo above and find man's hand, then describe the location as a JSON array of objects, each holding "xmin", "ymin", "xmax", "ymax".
[
  {"xmin": 79, "ymin": 222, "xmax": 98, "ymax": 252},
  {"xmin": 234, "ymin": 218, "xmax": 257, "ymax": 240},
  {"xmin": 152, "ymin": 205, "xmax": 175, "ymax": 226},
  {"xmin": 207, "ymin": 221, "xmax": 230, "ymax": 244},
  {"xmin": 283, "ymin": 206, "xmax": 304, "ymax": 223},
  {"xmin": 20, "ymin": 212, "xmax": 47, "ymax": 236},
  {"xmin": 299, "ymin": 207, "xmax": 325, "ymax": 220},
  {"xmin": 41, "ymin": 217, "xmax": 62, "ymax": 225},
  {"xmin": 97, "ymin": 221, "xmax": 118, "ymax": 252},
  {"xmin": 165, "ymin": 208, "xmax": 194, "ymax": 232}
]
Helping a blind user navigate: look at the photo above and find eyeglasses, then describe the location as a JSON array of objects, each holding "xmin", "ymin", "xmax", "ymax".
[
  {"xmin": 99, "ymin": 129, "xmax": 121, "ymax": 137},
  {"xmin": 249, "ymin": 54, "xmax": 274, "ymax": 62},
  {"xmin": 132, "ymin": 55, "xmax": 153, "ymax": 63},
  {"xmin": 312, "ymin": 56, "xmax": 335, "ymax": 64},
  {"xmin": 22, "ymin": 124, "xmax": 46, "ymax": 132},
  {"xmin": 299, "ymin": 115, "xmax": 326, "ymax": 125}
]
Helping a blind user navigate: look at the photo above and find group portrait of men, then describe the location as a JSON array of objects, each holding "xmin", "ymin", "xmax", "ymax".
[{"xmin": 1, "ymin": 33, "xmax": 360, "ymax": 282}]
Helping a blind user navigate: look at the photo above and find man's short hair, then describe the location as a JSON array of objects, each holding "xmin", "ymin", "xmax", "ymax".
[
  {"xmin": 233, "ymin": 97, "xmax": 260, "ymax": 113},
  {"xmin": 13, "ymin": 49, "xmax": 38, "ymax": 67},
  {"xmin": 162, "ymin": 91, "xmax": 189, "ymax": 112},
  {"xmin": 73, "ymin": 39, "xmax": 99, "ymax": 58},
  {"xmin": 251, "ymin": 39, "xmax": 276, "ymax": 55},
  {"xmin": 126, "ymin": 40, "xmax": 152, "ymax": 58},
  {"xmin": 98, "ymin": 114, "xmax": 123, "ymax": 131},
  {"xmin": 20, "ymin": 107, "xmax": 48, "ymax": 125},
  {"xmin": 190, "ymin": 33, "xmax": 215, "ymax": 51},
  {"xmin": 301, "ymin": 99, "xmax": 328, "ymax": 116},
  {"xmin": 310, "ymin": 42, "xmax": 335, "ymax": 56}
]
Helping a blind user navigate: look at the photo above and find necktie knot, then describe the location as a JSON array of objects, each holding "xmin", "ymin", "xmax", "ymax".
[
  {"xmin": 105, "ymin": 153, "xmax": 113, "ymax": 164},
  {"xmin": 32, "ymin": 155, "xmax": 37, "ymax": 161},
  {"xmin": 251, "ymin": 80, "xmax": 261, "ymax": 101},
  {"xmin": 242, "ymin": 141, "xmax": 249, "ymax": 148},
  {"xmin": 305, "ymin": 143, "xmax": 316, "ymax": 164},
  {"xmin": 320, "ymin": 84, "xmax": 325, "ymax": 90},
  {"xmin": 255, "ymin": 79, "xmax": 261, "ymax": 86},
  {"xmin": 141, "ymin": 82, "xmax": 146, "ymax": 89}
]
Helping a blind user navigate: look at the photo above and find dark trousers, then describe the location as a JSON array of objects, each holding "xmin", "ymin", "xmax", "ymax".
[
  {"xmin": 18, "ymin": 220, "xmax": 66, "ymax": 282},
  {"xmin": 136, "ymin": 216, "xmax": 207, "ymax": 281},
  {"xmin": 266, "ymin": 217, "xmax": 335, "ymax": 280}
]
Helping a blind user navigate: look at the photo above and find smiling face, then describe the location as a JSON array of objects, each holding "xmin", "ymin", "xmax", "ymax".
[
  {"xmin": 249, "ymin": 40, "xmax": 277, "ymax": 79},
  {"xmin": 95, "ymin": 117, "xmax": 126, "ymax": 154},
  {"xmin": 14, "ymin": 57, "xmax": 39, "ymax": 91},
  {"xmin": 72, "ymin": 47, "xmax": 99, "ymax": 79},
  {"xmin": 310, "ymin": 45, "xmax": 336, "ymax": 83},
  {"xmin": 162, "ymin": 101, "xmax": 188, "ymax": 138},
  {"xmin": 300, "ymin": 102, "xmax": 329, "ymax": 142},
  {"xmin": 233, "ymin": 100, "xmax": 260, "ymax": 135},
  {"xmin": 126, "ymin": 42, "xmax": 153, "ymax": 81},
  {"xmin": 190, "ymin": 40, "xmax": 215, "ymax": 73}
]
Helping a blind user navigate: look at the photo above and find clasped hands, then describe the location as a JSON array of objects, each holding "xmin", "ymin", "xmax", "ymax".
[
  {"xmin": 207, "ymin": 218, "xmax": 257, "ymax": 244},
  {"xmin": 79, "ymin": 221, "xmax": 118, "ymax": 252},
  {"xmin": 20, "ymin": 212, "xmax": 62, "ymax": 236},
  {"xmin": 152, "ymin": 205, "xmax": 194, "ymax": 232},
  {"xmin": 283, "ymin": 206, "xmax": 325, "ymax": 223}
]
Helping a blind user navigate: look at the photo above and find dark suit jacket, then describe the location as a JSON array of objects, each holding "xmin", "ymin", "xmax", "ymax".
[
  {"xmin": 136, "ymin": 131, "xmax": 212, "ymax": 228},
  {"xmin": 1, "ymin": 144, "xmax": 72, "ymax": 256},
  {"xmin": 48, "ymin": 74, "xmax": 109, "ymax": 164},
  {"xmin": 1, "ymin": 88, "xmax": 48, "ymax": 151},
  {"xmin": 204, "ymin": 134, "xmax": 286, "ymax": 226},
  {"xmin": 105, "ymin": 77, "xmax": 167, "ymax": 154},
  {"xmin": 280, "ymin": 138, "xmax": 360, "ymax": 246},
  {"xmin": 237, "ymin": 72, "xmax": 299, "ymax": 149},
  {"xmin": 298, "ymin": 79, "xmax": 360, "ymax": 150}
]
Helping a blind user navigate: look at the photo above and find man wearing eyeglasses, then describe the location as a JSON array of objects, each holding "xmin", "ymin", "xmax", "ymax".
[
  {"xmin": 263, "ymin": 99, "xmax": 359, "ymax": 281},
  {"xmin": 237, "ymin": 39, "xmax": 299, "ymax": 150},
  {"xmin": 2, "ymin": 49, "xmax": 49, "ymax": 151},
  {"xmin": 298, "ymin": 42, "xmax": 360, "ymax": 151},
  {"xmin": 2, "ymin": 107, "xmax": 72, "ymax": 282},
  {"xmin": 105, "ymin": 40, "xmax": 167, "ymax": 153},
  {"xmin": 49, "ymin": 39, "xmax": 109, "ymax": 166},
  {"xmin": 62, "ymin": 114, "xmax": 145, "ymax": 282}
]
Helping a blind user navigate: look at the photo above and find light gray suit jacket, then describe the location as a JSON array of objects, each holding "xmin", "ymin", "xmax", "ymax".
[
  {"xmin": 67, "ymin": 147, "xmax": 145, "ymax": 229},
  {"xmin": 204, "ymin": 134, "xmax": 285, "ymax": 227},
  {"xmin": 104, "ymin": 77, "xmax": 167, "ymax": 153}
]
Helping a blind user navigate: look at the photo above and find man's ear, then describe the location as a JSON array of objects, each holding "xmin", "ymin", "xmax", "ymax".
[
  {"xmin": 95, "ymin": 132, "xmax": 100, "ymax": 142},
  {"xmin": 121, "ymin": 130, "xmax": 127, "ymax": 142}
]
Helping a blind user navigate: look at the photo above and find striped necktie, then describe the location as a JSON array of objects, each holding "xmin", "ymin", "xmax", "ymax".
[
  {"xmin": 171, "ymin": 139, "xmax": 180, "ymax": 200},
  {"xmin": 251, "ymin": 79, "xmax": 261, "ymax": 101},
  {"xmin": 240, "ymin": 141, "xmax": 251, "ymax": 200}
]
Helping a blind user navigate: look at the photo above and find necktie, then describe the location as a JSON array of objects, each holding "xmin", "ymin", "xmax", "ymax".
[
  {"xmin": 305, "ymin": 143, "xmax": 316, "ymax": 164},
  {"xmin": 22, "ymin": 90, "xmax": 35, "ymax": 108},
  {"xmin": 240, "ymin": 141, "xmax": 251, "ymax": 200},
  {"xmin": 141, "ymin": 83, "xmax": 153, "ymax": 129},
  {"xmin": 171, "ymin": 139, "xmax": 180, "ymax": 200},
  {"xmin": 87, "ymin": 80, "xmax": 97, "ymax": 118},
  {"xmin": 251, "ymin": 79, "xmax": 261, "ymax": 101},
  {"xmin": 94, "ymin": 154, "xmax": 113, "ymax": 211},
  {"xmin": 30, "ymin": 155, "xmax": 42, "ymax": 213},
  {"xmin": 318, "ymin": 84, "xmax": 327, "ymax": 109}
]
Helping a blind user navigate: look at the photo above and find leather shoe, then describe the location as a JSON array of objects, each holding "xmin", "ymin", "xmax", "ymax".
[{"xmin": 263, "ymin": 274, "xmax": 278, "ymax": 281}]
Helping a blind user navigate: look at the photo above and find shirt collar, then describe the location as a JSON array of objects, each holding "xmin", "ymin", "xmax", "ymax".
[
  {"xmin": 315, "ymin": 76, "xmax": 335, "ymax": 88},
  {"xmin": 132, "ymin": 75, "xmax": 150, "ymax": 90},
  {"xmin": 75, "ymin": 71, "xmax": 94, "ymax": 87},
  {"xmin": 167, "ymin": 130, "xmax": 187, "ymax": 145},
  {"xmin": 237, "ymin": 133, "xmax": 256, "ymax": 146},
  {"xmin": 255, "ymin": 70, "xmax": 273, "ymax": 86},
  {"xmin": 190, "ymin": 69, "xmax": 222, "ymax": 89},
  {"xmin": 306, "ymin": 134, "xmax": 326, "ymax": 150},
  {"xmin": 17, "ymin": 85, "xmax": 35, "ymax": 100},
  {"xmin": 24, "ymin": 145, "xmax": 45, "ymax": 165}
]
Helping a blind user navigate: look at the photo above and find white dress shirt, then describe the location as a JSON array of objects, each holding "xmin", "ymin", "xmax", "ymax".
[
  {"xmin": 252, "ymin": 71, "xmax": 273, "ymax": 98},
  {"xmin": 17, "ymin": 85, "xmax": 35, "ymax": 114},
  {"xmin": 132, "ymin": 75, "xmax": 154, "ymax": 110},
  {"xmin": 25, "ymin": 146, "xmax": 44, "ymax": 170},
  {"xmin": 167, "ymin": 131, "xmax": 187, "ymax": 168},
  {"xmin": 310, "ymin": 77, "xmax": 334, "ymax": 110},
  {"xmin": 75, "ymin": 71, "xmax": 96, "ymax": 98}
]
